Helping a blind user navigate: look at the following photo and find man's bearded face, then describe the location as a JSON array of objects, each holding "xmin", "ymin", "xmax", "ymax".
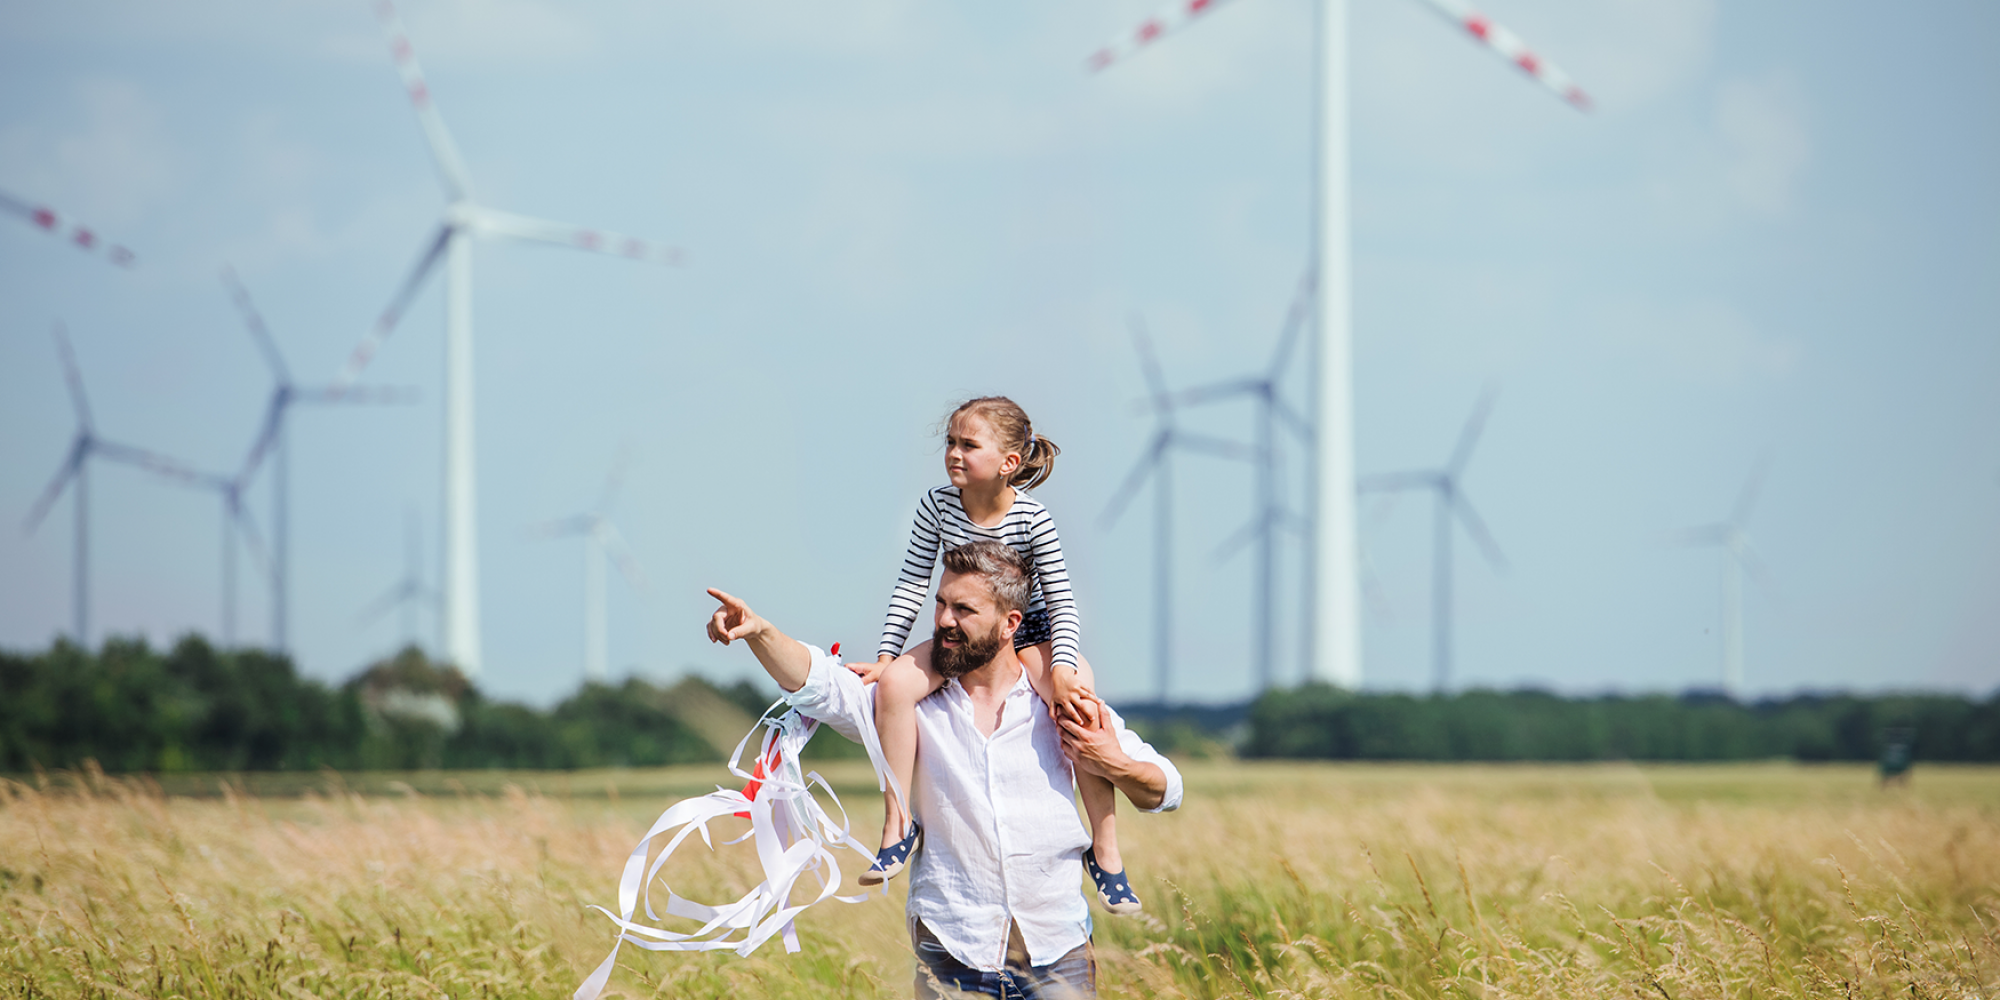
[{"xmin": 932, "ymin": 618, "xmax": 1007, "ymax": 679}]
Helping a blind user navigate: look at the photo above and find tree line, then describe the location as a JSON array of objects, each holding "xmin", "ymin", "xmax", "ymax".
[
  {"xmin": 4, "ymin": 636, "xmax": 1995, "ymax": 773},
  {"xmin": 1239, "ymin": 683, "xmax": 2000, "ymax": 762},
  {"xmin": 0, "ymin": 636, "xmax": 810, "ymax": 774}
]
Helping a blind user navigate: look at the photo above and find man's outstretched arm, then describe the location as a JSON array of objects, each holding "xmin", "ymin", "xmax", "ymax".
[{"xmin": 706, "ymin": 588, "xmax": 811, "ymax": 692}]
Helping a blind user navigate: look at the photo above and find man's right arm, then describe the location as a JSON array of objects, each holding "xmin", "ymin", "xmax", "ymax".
[
  {"xmin": 706, "ymin": 588, "xmax": 812, "ymax": 692},
  {"xmin": 705, "ymin": 588, "xmax": 873, "ymax": 743}
]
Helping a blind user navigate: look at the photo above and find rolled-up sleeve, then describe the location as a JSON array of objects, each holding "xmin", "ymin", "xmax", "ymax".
[
  {"xmin": 782, "ymin": 644, "xmax": 873, "ymax": 744},
  {"xmin": 1103, "ymin": 706, "xmax": 1183, "ymax": 814}
]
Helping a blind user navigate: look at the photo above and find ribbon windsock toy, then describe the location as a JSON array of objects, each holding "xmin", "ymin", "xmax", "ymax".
[{"xmin": 573, "ymin": 644, "xmax": 904, "ymax": 1000}]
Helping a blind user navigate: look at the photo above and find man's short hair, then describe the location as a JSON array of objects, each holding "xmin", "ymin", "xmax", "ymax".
[{"xmin": 940, "ymin": 541, "xmax": 1032, "ymax": 614}]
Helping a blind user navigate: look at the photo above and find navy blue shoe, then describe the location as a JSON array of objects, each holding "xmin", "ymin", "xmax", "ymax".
[
  {"xmin": 860, "ymin": 822, "xmax": 921, "ymax": 886},
  {"xmin": 1083, "ymin": 847, "xmax": 1143, "ymax": 915}
]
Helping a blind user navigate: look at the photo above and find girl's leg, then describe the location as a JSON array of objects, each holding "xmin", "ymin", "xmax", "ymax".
[
  {"xmin": 873, "ymin": 643, "xmax": 944, "ymax": 853},
  {"xmin": 1020, "ymin": 644, "xmax": 1125, "ymax": 876}
]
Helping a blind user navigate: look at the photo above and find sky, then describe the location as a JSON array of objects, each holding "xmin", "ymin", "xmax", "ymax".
[{"xmin": 2, "ymin": 0, "xmax": 1995, "ymax": 707}]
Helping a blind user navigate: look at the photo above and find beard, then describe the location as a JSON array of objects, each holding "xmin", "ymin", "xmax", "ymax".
[{"xmin": 931, "ymin": 621, "xmax": 1008, "ymax": 680}]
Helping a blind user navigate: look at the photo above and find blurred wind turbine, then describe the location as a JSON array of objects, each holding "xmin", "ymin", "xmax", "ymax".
[
  {"xmin": 1085, "ymin": 0, "xmax": 1589, "ymax": 690},
  {"xmin": 332, "ymin": 2, "xmax": 683, "ymax": 679},
  {"xmin": 115, "ymin": 456, "xmax": 271, "ymax": 649},
  {"xmin": 0, "ymin": 187, "xmax": 137, "ymax": 267},
  {"xmin": 530, "ymin": 452, "xmax": 649, "ymax": 684},
  {"xmin": 1163, "ymin": 273, "xmax": 1314, "ymax": 692},
  {"xmin": 224, "ymin": 268, "xmax": 413, "ymax": 655},
  {"xmin": 23, "ymin": 326, "xmax": 213, "ymax": 647},
  {"xmin": 356, "ymin": 507, "xmax": 439, "ymax": 652},
  {"xmin": 1358, "ymin": 390, "xmax": 1508, "ymax": 694},
  {"xmin": 1101, "ymin": 319, "xmax": 1254, "ymax": 704},
  {"xmin": 1676, "ymin": 456, "xmax": 1774, "ymax": 698}
]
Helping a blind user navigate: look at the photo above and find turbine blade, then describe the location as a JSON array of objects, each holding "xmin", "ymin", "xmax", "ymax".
[
  {"xmin": 1084, "ymin": 0, "xmax": 1244, "ymax": 73},
  {"xmin": 333, "ymin": 224, "xmax": 450, "ymax": 388},
  {"xmin": 1731, "ymin": 453, "xmax": 1774, "ymax": 526},
  {"xmin": 51, "ymin": 324, "xmax": 93, "ymax": 431},
  {"xmin": 1128, "ymin": 315, "xmax": 1171, "ymax": 403},
  {"xmin": 353, "ymin": 581, "xmax": 413, "ymax": 629},
  {"xmin": 1452, "ymin": 495, "xmax": 1510, "ymax": 572},
  {"xmin": 1409, "ymin": 0, "xmax": 1594, "ymax": 110},
  {"xmin": 1, "ymin": 187, "xmax": 137, "ymax": 266},
  {"xmin": 235, "ymin": 400, "xmax": 286, "ymax": 488},
  {"xmin": 1668, "ymin": 524, "xmax": 1731, "ymax": 547},
  {"xmin": 294, "ymin": 385, "xmax": 420, "ymax": 405},
  {"xmin": 94, "ymin": 441, "xmax": 219, "ymax": 491},
  {"xmin": 23, "ymin": 443, "xmax": 85, "ymax": 533},
  {"xmin": 1445, "ymin": 388, "xmax": 1498, "ymax": 477},
  {"xmin": 527, "ymin": 514, "xmax": 595, "ymax": 538},
  {"xmin": 221, "ymin": 266, "xmax": 292, "ymax": 385},
  {"xmin": 1272, "ymin": 396, "xmax": 1313, "ymax": 442},
  {"xmin": 1164, "ymin": 378, "xmax": 1261, "ymax": 409},
  {"xmin": 1357, "ymin": 470, "xmax": 1438, "ymax": 494},
  {"xmin": 1209, "ymin": 511, "xmax": 1272, "ymax": 565},
  {"xmin": 1171, "ymin": 431, "xmax": 1256, "ymax": 462},
  {"xmin": 1099, "ymin": 434, "xmax": 1169, "ymax": 527},
  {"xmin": 1735, "ymin": 540, "xmax": 1777, "ymax": 594},
  {"xmin": 471, "ymin": 206, "xmax": 684, "ymax": 265},
  {"xmin": 600, "ymin": 523, "xmax": 649, "ymax": 592},
  {"xmin": 229, "ymin": 495, "xmax": 273, "ymax": 580},
  {"xmin": 596, "ymin": 443, "xmax": 633, "ymax": 515},
  {"xmin": 1265, "ymin": 268, "xmax": 1314, "ymax": 377},
  {"xmin": 375, "ymin": 0, "xmax": 474, "ymax": 200}
]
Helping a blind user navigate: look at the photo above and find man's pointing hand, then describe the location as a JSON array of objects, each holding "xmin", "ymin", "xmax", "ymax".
[{"xmin": 706, "ymin": 588, "xmax": 764, "ymax": 645}]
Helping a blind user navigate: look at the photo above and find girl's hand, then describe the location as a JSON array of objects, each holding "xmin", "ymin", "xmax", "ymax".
[
  {"xmin": 1049, "ymin": 666, "xmax": 1098, "ymax": 726},
  {"xmin": 847, "ymin": 654, "xmax": 895, "ymax": 685}
]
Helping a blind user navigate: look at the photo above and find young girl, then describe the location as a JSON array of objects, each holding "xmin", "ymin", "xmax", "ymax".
[{"xmin": 854, "ymin": 396, "xmax": 1143, "ymax": 915}]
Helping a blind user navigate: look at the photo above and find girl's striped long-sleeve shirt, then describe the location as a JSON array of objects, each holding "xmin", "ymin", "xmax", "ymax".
[{"xmin": 876, "ymin": 485, "xmax": 1081, "ymax": 671}]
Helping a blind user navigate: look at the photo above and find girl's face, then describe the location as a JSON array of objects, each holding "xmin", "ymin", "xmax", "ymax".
[{"xmin": 944, "ymin": 413, "xmax": 1020, "ymax": 490}]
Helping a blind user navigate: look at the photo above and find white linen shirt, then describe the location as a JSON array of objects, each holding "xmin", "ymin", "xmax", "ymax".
[{"xmin": 784, "ymin": 645, "xmax": 1183, "ymax": 972}]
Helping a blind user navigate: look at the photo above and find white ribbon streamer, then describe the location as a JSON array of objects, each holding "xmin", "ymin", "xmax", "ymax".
[{"xmin": 574, "ymin": 647, "xmax": 905, "ymax": 1000}]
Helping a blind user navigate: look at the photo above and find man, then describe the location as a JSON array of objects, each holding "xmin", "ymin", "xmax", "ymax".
[{"xmin": 706, "ymin": 540, "xmax": 1183, "ymax": 999}]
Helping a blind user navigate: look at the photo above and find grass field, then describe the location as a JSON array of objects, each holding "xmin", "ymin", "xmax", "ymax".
[{"xmin": 4, "ymin": 760, "xmax": 1997, "ymax": 999}]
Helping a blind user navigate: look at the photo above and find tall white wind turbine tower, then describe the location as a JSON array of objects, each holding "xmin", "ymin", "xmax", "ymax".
[
  {"xmin": 1676, "ymin": 457, "xmax": 1774, "ymax": 698},
  {"xmin": 1085, "ymin": 0, "xmax": 1591, "ymax": 688},
  {"xmin": 530, "ymin": 454, "xmax": 648, "ymax": 684},
  {"xmin": 334, "ymin": 2, "xmax": 682, "ymax": 678}
]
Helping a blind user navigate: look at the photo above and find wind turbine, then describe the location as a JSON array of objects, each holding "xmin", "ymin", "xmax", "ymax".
[
  {"xmin": 1101, "ymin": 320, "xmax": 1254, "ymax": 704},
  {"xmin": 223, "ymin": 267, "xmax": 412, "ymax": 655},
  {"xmin": 1, "ymin": 187, "xmax": 137, "ymax": 267},
  {"xmin": 23, "ymin": 326, "xmax": 210, "ymax": 646},
  {"xmin": 1085, "ymin": 0, "xmax": 1590, "ymax": 689},
  {"xmin": 330, "ymin": 1, "xmax": 683, "ymax": 679},
  {"xmin": 1676, "ymin": 457, "xmax": 1773, "ymax": 698},
  {"xmin": 114, "ymin": 454, "xmax": 271, "ymax": 649},
  {"xmin": 1161, "ymin": 274, "xmax": 1314, "ymax": 692},
  {"xmin": 1358, "ymin": 391, "xmax": 1508, "ymax": 693},
  {"xmin": 356, "ymin": 506, "xmax": 439, "ymax": 652},
  {"xmin": 530, "ymin": 453, "xmax": 649, "ymax": 684}
]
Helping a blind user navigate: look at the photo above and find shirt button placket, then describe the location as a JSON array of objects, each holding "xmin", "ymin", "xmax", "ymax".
[{"xmin": 985, "ymin": 734, "xmax": 1013, "ymax": 968}]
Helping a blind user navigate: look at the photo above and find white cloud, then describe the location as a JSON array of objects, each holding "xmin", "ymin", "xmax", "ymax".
[
  {"xmin": 1716, "ymin": 74, "xmax": 1809, "ymax": 216},
  {"xmin": 1591, "ymin": 296, "xmax": 1801, "ymax": 383},
  {"xmin": 0, "ymin": 78, "xmax": 182, "ymax": 228}
]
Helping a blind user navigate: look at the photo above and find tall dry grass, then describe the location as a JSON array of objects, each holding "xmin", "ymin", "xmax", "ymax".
[{"xmin": 3, "ymin": 761, "xmax": 1996, "ymax": 999}]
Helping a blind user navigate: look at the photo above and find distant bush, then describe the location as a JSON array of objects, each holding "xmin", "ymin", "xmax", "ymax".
[
  {"xmin": 1241, "ymin": 683, "xmax": 2000, "ymax": 762},
  {"xmin": 0, "ymin": 636, "xmax": 783, "ymax": 774}
]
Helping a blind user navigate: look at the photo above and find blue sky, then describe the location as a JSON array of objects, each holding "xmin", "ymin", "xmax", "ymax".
[{"xmin": 2, "ymin": 0, "xmax": 1995, "ymax": 706}]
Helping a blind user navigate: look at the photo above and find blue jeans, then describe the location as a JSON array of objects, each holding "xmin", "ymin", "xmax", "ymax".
[{"xmin": 911, "ymin": 918, "xmax": 1096, "ymax": 1000}]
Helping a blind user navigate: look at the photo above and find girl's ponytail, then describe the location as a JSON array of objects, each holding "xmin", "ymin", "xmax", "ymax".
[{"xmin": 946, "ymin": 396, "xmax": 1060, "ymax": 490}]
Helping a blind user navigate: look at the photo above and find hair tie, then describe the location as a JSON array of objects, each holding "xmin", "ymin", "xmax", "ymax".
[{"xmin": 1022, "ymin": 432, "xmax": 1035, "ymax": 456}]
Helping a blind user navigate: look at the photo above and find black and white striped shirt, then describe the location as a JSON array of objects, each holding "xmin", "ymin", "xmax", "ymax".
[{"xmin": 876, "ymin": 485, "xmax": 1081, "ymax": 670}]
